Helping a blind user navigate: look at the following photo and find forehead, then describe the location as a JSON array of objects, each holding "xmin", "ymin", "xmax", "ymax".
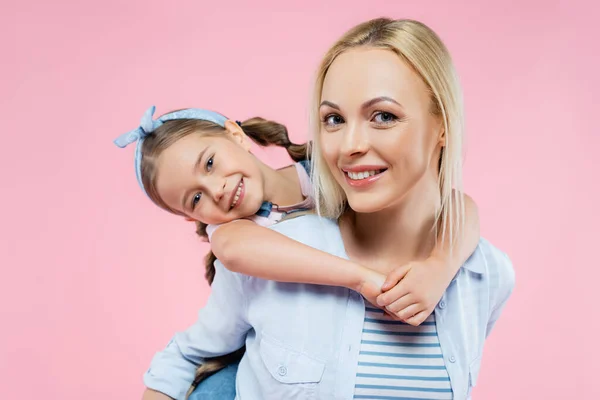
[
  {"xmin": 321, "ymin": 47, "xmax": 429, "ymax": 109},
  {"xmin": 158, "ymin": 134, "xmax": 212, "ymax": 172}
]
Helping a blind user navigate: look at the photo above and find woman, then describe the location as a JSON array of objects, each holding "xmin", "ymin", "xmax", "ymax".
[{"xmin": 145, "ymin": 18, "xmax": 514, "ymax": 400}]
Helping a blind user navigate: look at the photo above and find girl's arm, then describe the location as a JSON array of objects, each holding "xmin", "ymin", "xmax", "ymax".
[
  {"xmin": 142, "ymin": 389, "xmax": 172, "ymax": 400},
  {"xmin": 376, "ymin": 192, "xmax": 481, "ymax": 325},
  {"xmin": 210, "ymin": 219, "xmax": 386, "ymax": 305},
  {"xmin": 429, "ymin": 192, "xmax": 481, "ymax": 276},
  {"xmin": 142, "ymin": 262, "xmax": 250, "ymax": 399}
]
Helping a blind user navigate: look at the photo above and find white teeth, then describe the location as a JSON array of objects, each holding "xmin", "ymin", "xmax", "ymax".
[
  {"xmin": 347, "ymin": 170, "xmax": 380, "ymax": 180},
  {"xmin": 230, "ymin": 182, "xmax": 243, "ymax": 208}
]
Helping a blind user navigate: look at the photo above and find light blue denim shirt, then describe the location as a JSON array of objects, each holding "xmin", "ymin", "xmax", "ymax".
[{"xmin": 145, "ymin": 215, "xmax": 515, "ymax": 400}]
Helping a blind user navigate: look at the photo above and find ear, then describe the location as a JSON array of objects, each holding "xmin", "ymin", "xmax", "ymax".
[
  {"xmin": 437, "ymin": 121, "xmax": 446, "ymax": 147},
  {"xmin": 224, "ymin": 120, "xmax": 252, "ymax": 151}
]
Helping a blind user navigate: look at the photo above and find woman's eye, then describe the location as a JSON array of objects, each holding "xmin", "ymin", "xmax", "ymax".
[
  {"xmin": 192, "ymin": 193, "xmax": 202, "ymax": 209},
  {"xmin": 206, "ymin": 156, "xmax": 214, "ymax": 171},
  {"xmin": 373, "ymin": 112, "xmax": 398, "ymax": 125},
  {"xmin": 323, "ymin": 114, "xmax": 345, "ymax": 126},
  {"xmin": 373, "ymin": 111, "xmax": 398, "ymax": 124}
]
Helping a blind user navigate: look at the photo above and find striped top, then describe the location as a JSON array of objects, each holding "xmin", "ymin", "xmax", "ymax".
[{"xmin": 353, "ymin": 306, "xmax": 453, "ymax": 400}]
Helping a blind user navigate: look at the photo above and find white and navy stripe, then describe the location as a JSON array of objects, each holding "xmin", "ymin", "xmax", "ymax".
[{"xmin": 353, "ymin": 306, "xmax": 453, "ymax": 400}]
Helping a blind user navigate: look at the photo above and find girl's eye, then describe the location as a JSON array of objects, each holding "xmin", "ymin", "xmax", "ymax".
[
  {"xmin": 323, "ymin": 114, "xmax": 345, "ymax": 127},
  {"xmin": 206, "ymin": 156, "xmax": 214, "ymax": 171},
  {"xmin": 192, "ymin": 193, "xmax": 202, "ymax": 209},
  {"xmin": 373, "ymin": 111, "xmax": 398, "ymax": 125}
]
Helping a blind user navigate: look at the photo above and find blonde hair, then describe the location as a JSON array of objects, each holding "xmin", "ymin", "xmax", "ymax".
[{"xmin": 310, "ymin": 18, "xmax": 465, "ymax": 246}]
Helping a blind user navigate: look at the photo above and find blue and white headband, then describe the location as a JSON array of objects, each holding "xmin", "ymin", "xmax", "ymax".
[{"xmin": 113, "ymin": 105, "xmax": 228, "ymax": 195}]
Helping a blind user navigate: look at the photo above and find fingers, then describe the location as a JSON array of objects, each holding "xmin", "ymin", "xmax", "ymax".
[
  {"xmin": 403, "ymin": 310, "xmax": 430, "ymax": 327},
  {"xmin": 388, "ymin": 303, "xmax": 423, "ymax": 323},
  {"xmin": 377, "ymin": 281, "xmax": 409, "ymax": 307},
  {"xmin": 383, "ymin": 309, "xmax": 404, "ymax": 321},
  {"xmin": 380, "ymin": 293, "xmax": 413, "ymax": 313},
  {"xmin": 381, "ymin": 264, "xmax": 412, "ymax": 291}
]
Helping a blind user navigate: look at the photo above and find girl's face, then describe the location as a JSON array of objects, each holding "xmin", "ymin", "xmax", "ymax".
[
  {"xmin": 154, "ymin": 127, "xmax": 265, "ymax": 224},
  {"xmin": 319, "ymin": 47, "xmax": 445, "ymax": 214}
]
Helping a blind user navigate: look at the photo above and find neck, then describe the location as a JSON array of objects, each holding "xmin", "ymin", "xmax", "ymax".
[
  {"xmin": 259, "ymin": 160, "xmax": 303, "ymax": 206},
  {"xmin": 341, "ymin": 174, "xmax": 441, "ymax": 274}
]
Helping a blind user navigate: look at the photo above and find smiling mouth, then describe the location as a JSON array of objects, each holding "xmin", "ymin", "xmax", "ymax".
[
  {"xmin": 344, "ymin": 169, "xmax": 387, "ymax": 181},
  {"xmin": 229, "ymin": 179, "xmax": 244, "ymax": 210}
]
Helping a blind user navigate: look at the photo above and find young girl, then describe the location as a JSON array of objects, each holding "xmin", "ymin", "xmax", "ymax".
[{"xmin": 115, "ymin": 105, "xmax": 481, "ymax": 398}]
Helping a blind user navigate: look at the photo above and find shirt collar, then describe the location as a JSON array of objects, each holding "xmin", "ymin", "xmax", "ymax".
[{"xmin": 460, "ymin": 244, "xmax": 486, "ymax": 274}]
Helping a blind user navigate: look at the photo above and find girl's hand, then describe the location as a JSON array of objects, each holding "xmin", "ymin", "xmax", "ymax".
[
  {"xmin": 356, "ymin": 268, "xmax": 387, "ymax": 308},
  {"xmin": 375, "ymin": 257, "xmax": 455, "ymax": 326}
]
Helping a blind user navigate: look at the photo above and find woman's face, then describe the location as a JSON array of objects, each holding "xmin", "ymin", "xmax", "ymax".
[
  {"xmin": 319, "ymin": 47, "xmax": 445, "ymax": 214},
  {"xmin": 154, "ymin": 130, "xmax": 265, "ymax": 224}
]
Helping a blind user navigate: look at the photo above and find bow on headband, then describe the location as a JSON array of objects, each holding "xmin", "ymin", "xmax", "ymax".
[{"xmin": 114, "ymin": 105, "xmax": 229, "ymax": 195}]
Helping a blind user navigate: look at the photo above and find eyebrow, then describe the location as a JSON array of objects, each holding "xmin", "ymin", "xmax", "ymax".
[
  {"xmin": 194, "ymin": 147, "xmax": 208, "ymax": 171},
  {"xmin": 362, "ymin": 96, "xmax": 403, "ymax": 110},
  {"xmin": 319, "ymin": 100, "xmax": 340, "ymax": 110},
  {"xmin": 181, "ymin": 147, "xmax": 208, "ymax": 211},
  {"xmin": 319, "ymin": 96, "xmax": 403, "ymax": 111}
]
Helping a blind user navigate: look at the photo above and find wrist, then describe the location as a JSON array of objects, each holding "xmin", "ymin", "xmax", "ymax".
[
  {"xmin": 427, "ymin": 254, "xmax": 459, "ymax": 280},
  {"xmin": 347, "ymin": 263, "xmax": 372, "ymax": 292}
]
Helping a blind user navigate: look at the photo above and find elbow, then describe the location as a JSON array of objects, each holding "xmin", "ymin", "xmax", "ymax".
[
  {"xmin": 212, "ymin": 236, "xmax": 244, "ymax": 273},
  {"xmin": 220, "ymin": 256, "xmax": 245, "ymax": 273}
]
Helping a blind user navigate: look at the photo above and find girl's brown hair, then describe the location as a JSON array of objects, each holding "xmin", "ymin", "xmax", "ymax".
[
  {"xmin": 137, "ymin": 112, "xmax": 309, "ymax": 397},
  {"xmin": 139, "ymin": 115, "xmax": 308, "ymax": 214}
]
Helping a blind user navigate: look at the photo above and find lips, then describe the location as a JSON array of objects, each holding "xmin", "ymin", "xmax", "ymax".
[
  {"xmin": 341, "ymin": 166, "xmax": 387, "ymax": 188},
  {"xmin": 346, "ymin": 169, "xmax": 384, "ymax": 180},
  {"xmin": 229, "ymin": 179, "xmax": 245, "ymax": 210}
]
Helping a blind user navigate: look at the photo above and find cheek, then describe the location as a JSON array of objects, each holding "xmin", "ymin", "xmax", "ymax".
[
  {"xmin": 196, "ymin": 202, "xmax": 225, "ymax": 225},
  {"xmin": 319, "ymin": 133, "xmax": 340, "ymax": 166},
  {"xmin": 389, "ymin": 127, "xmax": 435, "ymax": 173}
]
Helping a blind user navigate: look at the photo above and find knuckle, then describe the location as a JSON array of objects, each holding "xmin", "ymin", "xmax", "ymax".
[
  {"xmin": 386, "ymin": 304, "xmax": 399, "ymax": 313},
  {"xmin": 380, "ymin": 294, "xmax": 390, "ymax": 305}
]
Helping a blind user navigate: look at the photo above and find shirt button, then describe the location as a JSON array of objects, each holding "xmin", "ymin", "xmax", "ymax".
[
  {"xmin": 277, "ymin": 366, "xmax": 287, "ymax": 376},
  {"xmin": 449, "ymin": 355, "xmax": 456, "ymax": 363},
  {"xmin": 439, "ymin": 300, "xmax": 446, "ymax": 309}
]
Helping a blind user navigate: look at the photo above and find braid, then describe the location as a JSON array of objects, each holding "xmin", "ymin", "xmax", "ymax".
[{"xmin": 240, "ymin": 117, "xmax": 310, "ymax": 162}]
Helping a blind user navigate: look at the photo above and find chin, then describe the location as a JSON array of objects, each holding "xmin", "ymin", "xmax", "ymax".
[{"xmin": 345, "ymin": 192, "xmax": 395, "ymax": 214}]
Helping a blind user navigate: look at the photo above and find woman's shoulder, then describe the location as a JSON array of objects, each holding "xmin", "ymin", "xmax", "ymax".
[
  {"xmin": 475, "ymin": 238, "xmax": 514, "ymax": 277},
  {"xmin": 470, "ymin": 238, "xmax": 516, "ymax": 306}
]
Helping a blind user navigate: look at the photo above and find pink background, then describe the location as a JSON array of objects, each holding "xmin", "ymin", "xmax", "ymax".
[{"xmin": 1, "ymin": 0, "xmax": 598, "ymax": 398}]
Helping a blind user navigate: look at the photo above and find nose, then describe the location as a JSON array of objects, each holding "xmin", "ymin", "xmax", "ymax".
[
  {"xmin": 208, "ymin": 178, "xmax": 227, "ymax": 203},
  {"xmin": 339, "ymin": 122, "xmax": 369, "ymax": 158}
]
